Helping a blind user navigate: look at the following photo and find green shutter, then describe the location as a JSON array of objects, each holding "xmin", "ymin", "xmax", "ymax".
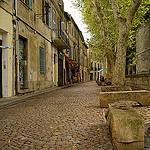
[
  {"xmin": 39, "ymin": 46, "xmax": 45, "ymax": 74},
  {"xmin": 48, "ymin": 7, "xmax": 51, "ymax": 28},
  {"xmin": 29, "ymin": 0, "xmax": 33, "ymax": 9}
]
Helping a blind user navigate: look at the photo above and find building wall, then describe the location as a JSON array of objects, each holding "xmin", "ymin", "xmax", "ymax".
[
  {"xmin": 0, "ymin": 4, "xmax": 13, "ymax": 97},
  {"xmin": 136, "ymin": 20, "xmax": 150, "ymax": 74},
  {"xmin": 16, "ymin": 0, "xmax": 53, "ymax": 93},
  {"xmin": 125, "ymin": 74, "xmax": 150, "ymax": 90},
  {"xmin": 0, "ymin": 0, "xmax": 89, "ymax": 97}
]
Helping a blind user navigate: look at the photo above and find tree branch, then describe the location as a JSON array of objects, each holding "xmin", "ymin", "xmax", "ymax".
[
  {"xmin": 90, "ymin": 0, "xmax": 108, "ymax": 30},
  {"xmin": 127, "ymin": 0, "xmax": 142, "ymax": 25},
  {"xmin": 109, "ymin": 0, "xmax": 121, "ymax": 26}
]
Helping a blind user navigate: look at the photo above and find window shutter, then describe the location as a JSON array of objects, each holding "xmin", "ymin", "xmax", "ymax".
[
  {"xmin": 29, "ymin": 0, "xmax": 33, "ymax": 9},
  {"xmin": 39, "ymin": 46, "xmax": 45, "ymax": 74},
  {"xmin": 48, "ymin": 7, "xmax": 51, "ymax": 28},
  {"xmin": 58, "ymin": 17, "xmax": 61, "ymax": 35},
  {"xmin": 43, "ymin": 0, "xmax": 46, "ymax": 23},
  {"xmin": 52, "ymin": 9, "xmax": 56, "ymax": 38}
]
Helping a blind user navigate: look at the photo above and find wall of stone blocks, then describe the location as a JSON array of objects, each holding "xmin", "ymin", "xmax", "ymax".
[
  {"xmin": 125, "ymin": 74, "xmax": 150, "ymax": 90},
  {"xmin": 136, "ymin": 20, "xmax": 150, "ymax": 74}
]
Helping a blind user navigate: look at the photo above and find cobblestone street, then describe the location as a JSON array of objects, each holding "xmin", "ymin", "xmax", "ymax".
[{"xmin": 0, "ymin": 82, "xmax": 112, "ymax": 150}]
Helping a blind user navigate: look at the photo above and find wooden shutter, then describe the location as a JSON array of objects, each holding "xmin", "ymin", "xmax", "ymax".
[{"xmin": 39, "ymin": 46, "xmax": 45, "ymax": 74}]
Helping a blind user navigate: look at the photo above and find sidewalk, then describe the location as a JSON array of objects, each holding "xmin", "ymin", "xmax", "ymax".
[{"xmin": 0, "ymin": 84, "xmax": 75, "ymax": 109}]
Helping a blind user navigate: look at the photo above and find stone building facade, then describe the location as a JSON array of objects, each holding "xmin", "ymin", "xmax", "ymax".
[
  {"xmin": 136, "ymin": 19, "xmax": 150, "ymax": 74},
  {"xmin": 0, "ymin": 0, "xmax": 88, "ymax": 97}
]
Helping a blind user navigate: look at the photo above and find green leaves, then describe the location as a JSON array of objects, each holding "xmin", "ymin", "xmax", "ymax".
[{"xmin": 72, "ymin": 0, "xmax": 149, "ymax": 63}]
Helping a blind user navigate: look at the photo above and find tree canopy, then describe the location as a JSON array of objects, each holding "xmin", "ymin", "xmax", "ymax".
[{"xmin": 73, "ymin": 0, "xmax": 149, "ymax": 85}]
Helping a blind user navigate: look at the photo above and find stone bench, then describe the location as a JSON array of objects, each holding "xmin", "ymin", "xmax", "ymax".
[
  {"xmin": 100, "ymin": 90, "xmax": 150, "ymax": 107},
  {"xmin": 106, "ymin": 103, "xmax": 144, "ymax": 150}
]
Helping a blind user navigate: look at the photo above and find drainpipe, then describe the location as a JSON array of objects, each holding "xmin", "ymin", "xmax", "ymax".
[{"xmin": 14, "ymin": 0, "xmax": 18, "ymax": 95}]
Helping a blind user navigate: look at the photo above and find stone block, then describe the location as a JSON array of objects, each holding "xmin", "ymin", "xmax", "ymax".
[
  {"xmin": 97, "ymin": 81, "xmax": 105, "ymax": 86},
  {"xmin": 100, "ymin": 90, "xmax": 150, "ymax": 107},
  {"xmin": 100, "ymin": 86, "xmax": 132, "ymax": 92},
  {"xmin": 106, "ymin": 103, "xmax": 144, "ymax": 150}
]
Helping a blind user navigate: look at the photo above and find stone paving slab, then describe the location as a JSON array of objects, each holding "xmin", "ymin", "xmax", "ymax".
[{"xmin": 0, "ymin": 81, "xmax": 112, "ymax": 150}]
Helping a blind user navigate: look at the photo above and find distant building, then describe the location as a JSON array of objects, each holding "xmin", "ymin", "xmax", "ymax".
[{"xmin": 90, "ymin": 52, "xmax": 103, "ymax": 81}]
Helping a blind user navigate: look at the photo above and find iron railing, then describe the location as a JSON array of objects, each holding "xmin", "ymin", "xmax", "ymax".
[{"xmin": 53, "ymin": 29, "xmax": 70, "ymax": 48}]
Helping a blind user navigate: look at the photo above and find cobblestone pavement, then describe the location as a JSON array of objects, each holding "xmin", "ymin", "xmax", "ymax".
[{"xmin": 0, "ymin": 81, "xmax": 112, "ymax": 150}]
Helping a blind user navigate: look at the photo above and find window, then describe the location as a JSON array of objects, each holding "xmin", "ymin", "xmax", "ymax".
[
  {"xmin": 52, "ymin": 8, "xmax": 56, "ymax": 38},
  {"xmin": 47, "ymin": 6, "xmax": 51, "ymax": 28},
  {"xmin": 43, "ymin": 0, "xmax": 51, "ymax": 28},
  {"xmin": 29, "ymin": 0, "xmax": 33, "ymax": 9},
  {"xmin": 72, "ymin": 27, "xmax": 73, "ymax": 36},
  {"xmin": 39, "ymin": 46, "xmax": 45, "ymax": 74},
  {"xmin": 74, "ymin": 29, "xmax": 76, "ymax": 39},
  {"xmin": 68, "ymin": 23, "xmax": 71, "ymax": 33},
  {"xmin": 21, "ymin": 0, "xmax": 33, "ymax": 9}
]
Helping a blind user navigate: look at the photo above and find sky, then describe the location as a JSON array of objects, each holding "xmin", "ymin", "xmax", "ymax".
[{"xmin": 63, "ymin": 0, "xmax": 91, "ymax": 40}]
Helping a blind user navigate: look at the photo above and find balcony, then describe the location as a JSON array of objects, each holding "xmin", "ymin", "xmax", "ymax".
[{"xmin": 52, "ymin": 29, "xmax": 70, "ymax": 50}]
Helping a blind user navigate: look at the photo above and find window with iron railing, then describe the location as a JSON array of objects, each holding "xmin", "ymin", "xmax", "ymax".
[{"xmin": 43, "ymin": 0, "xmax": 51, "ymax": 28}]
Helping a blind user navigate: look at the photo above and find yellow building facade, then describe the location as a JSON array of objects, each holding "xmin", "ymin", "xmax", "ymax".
[{"xmin": 0, "ymin": 0, "xmax": 89, "ymax": 98}]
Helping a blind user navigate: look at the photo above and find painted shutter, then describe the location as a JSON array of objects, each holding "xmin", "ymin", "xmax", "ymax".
[
  {"xmin": 29, "ymin": 0, "xmax": 33, "ymax": 9},
  {"xmin": 48, "ymin": 6, "xmax": 51, "ymax": 28},
  {"xmin": 39, "ymin": 46, "xmax": 45, "ymax": 74}
]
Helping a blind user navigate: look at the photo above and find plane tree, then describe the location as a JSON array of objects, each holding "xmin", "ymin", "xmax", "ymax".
[{"xmin": 73, "ymin": 0, "xmax": 149, "ymax": 86}]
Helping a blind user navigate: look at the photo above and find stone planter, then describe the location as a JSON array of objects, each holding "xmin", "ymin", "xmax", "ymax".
[{"xmin": 100, "ymin": 86, "xmax": 150, "ymax": 107}]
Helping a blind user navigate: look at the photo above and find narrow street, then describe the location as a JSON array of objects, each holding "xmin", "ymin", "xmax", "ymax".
[{"xmin": 0, "ymin": 81, "xmax": 112, "ymax": 150}]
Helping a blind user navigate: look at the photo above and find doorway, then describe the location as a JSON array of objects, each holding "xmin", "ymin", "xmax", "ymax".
[
  {"xmin": 19, "ymin": 37, "xmax": 28, "ymax": 89},
  {"xmin": 58, "ymin": 51, "xmax": 63, "ymax": 86},
  {"xmin": 58, "ymin": 58, "xmax": 63, "ymax": 86},
  {"xmin": 54, "ymin": 54, "xmax": 57, "ymax": 86}
]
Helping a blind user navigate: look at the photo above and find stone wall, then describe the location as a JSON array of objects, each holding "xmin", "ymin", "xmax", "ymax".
[
  {"xmin": 136, "ymin": 20, "xmax": 150, "ymax": 74},
  {"xmin": 125, "ymin": 74, "xmax": 150, "ymax": 90}
]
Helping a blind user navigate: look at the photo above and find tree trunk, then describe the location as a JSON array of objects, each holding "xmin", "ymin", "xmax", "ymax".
[
  {"xmin": 106, "ymin": 50, "xmax": 116, "ymax": 83},
  {"xmin": 112, "ymin": 20, "xmax": 129, "ymax": 86},
  {"xmin": 110, "ymin": 0, "xmax": 142, "ymax": 86}
]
